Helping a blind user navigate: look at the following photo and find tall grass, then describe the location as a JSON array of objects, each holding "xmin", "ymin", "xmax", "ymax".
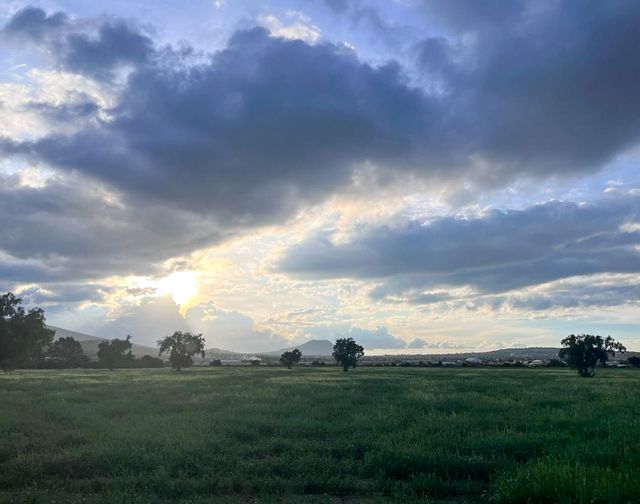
[{"xmin": 1, "ymin": 367, "xmax": 638, "ymax": 503}]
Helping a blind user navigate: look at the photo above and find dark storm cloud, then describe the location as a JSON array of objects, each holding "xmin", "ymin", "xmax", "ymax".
[
  {"xmin": 0, "ymin": 175, "xmax": 221, "ymax": 282},
  {"xmin": 2, "ymin": 6, "xmax": 68, "ymax": 40},
  {"xmin": 462, "ymin": 283, "xmax": 640, "ymax": 313},
  {"xmin": 3, "ymin": 3, "xmax": 640, "ymax": 227},
  {"xmin": 16, "ymin": 284, "xmax": 107, "ymax": 305},
  {"xmin": 278, "ymin": 195, "xmax": 640, "ymax": 298},
  {"xmin": 24, "ymin": 98, "xmax": 99, "ymax": 121},
  {"xmin": 323, "ymin": 0, "xmax": 350, "ymax": 13},
  {"xmin": 2, "ymin": 17, "xmax": 441, "ymax": 226},
  {"xmin": 62, "ymin": 20, "xmax": 154, "ymax": 79},
  {"xmin": 415, "ymin": 0, "xmax": 640, "ymax": 174},
  {"xmin": 2, "ymin": 7, "xmax": 154, "ymax": 79},
  {"xmin": 419, "ymin": 0, "xmax": 525, "ymax": 31}
]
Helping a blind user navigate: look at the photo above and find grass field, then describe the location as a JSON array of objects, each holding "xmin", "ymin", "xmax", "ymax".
[{"xmin": 1, "ymin": 367, "xmax": 638, "ymax": 503}]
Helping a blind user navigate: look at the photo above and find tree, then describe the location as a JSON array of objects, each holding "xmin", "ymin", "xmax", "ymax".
[
  {"xmin": 333, "ymin": 337, "xmax": 364, "ymax": 372},
  {"xmin": 628, "ymin": 356, "xmax": 640, "ymax": 368},
  {"xmin": 0, "ymin": 292, "xmax": 55, "ymax": 370},
  {"xmin": 45, "ymin": 336, "xmax": 90, "ymax": 368},
  {"xmin": 157, "ymin": 331, "xmax": 205, "ymax": 371},
  {"xmin": 280, "ymin": 349, "xmax": 302, "ymax": 369},
  {"xmin": 97, "ymin": 336, "xmax": 134, "ymax": 370},
  {"xmin": 559, "ymin": 334, "xmax": 626, "ymax": 377}
]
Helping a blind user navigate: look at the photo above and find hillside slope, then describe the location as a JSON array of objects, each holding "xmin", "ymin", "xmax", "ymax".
[{"xmin": 48, "ymin": 326, "xmax": 159, "ymax": 360}]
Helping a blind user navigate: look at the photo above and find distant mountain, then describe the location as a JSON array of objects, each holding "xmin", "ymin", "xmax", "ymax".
[
  {"xmin": 264, "ymin": 339, "xmax": 334, "ymax": 357},
  {"xmin": 49, "ymin": 326, "xmax": 104, "ymax": 342},
  {"xmin": 47, "ymin": 326, "xmax": 160, "ymax": 360}
]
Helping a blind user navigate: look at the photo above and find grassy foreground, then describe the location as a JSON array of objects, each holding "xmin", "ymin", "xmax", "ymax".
[{"xmin": 0, "ymin": 367, "xmax": 638, "ymax": 503}]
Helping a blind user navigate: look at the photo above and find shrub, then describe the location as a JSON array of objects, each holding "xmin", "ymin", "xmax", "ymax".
[
  {"xmin": 627, "ymin": 356, "xmax": 640, "ymax": 368},
  {"xmin": 280, "ymin": 349, "xmax": 302, "ymax": 369}
]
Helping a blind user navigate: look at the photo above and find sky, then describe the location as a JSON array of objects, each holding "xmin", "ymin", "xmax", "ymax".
[{"xmin": 1, "ymin": 0, "xmax": 639, "ymax": 353}]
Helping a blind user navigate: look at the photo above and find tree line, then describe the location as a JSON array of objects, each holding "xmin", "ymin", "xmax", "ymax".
[
  {"xmin": 0, "ymin": 293, "xmax": 164, "ymax": 370},
  {"xmin": 1, "ymin": 292, "xmax": 634, "ymax": 375}
]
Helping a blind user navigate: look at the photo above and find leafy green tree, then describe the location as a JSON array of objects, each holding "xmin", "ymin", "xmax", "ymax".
[
  {"xmin": 0, "ymin": 292, "xmax": 55, "ymax": 370},
  {"xmin": 157, "ymin": 331, "xmax": 206, "ymax": 371},
  {"xmin": 280, "ymin": 349, "xmax": 302, "ymax": 369},
  {"xmin": 333, "ymin": 337, "xmax": 364, "ymax": 372},
  {"xmin": 45, "ymin": 336, "xmax": 90, "ymax": 368},
  {"xmin": 559, "ymin": 334, "xmax": 626, "ymax": 377},
  {"xmin": 97, "ymin": 335, "xmax": 134, "ymax": 370}
]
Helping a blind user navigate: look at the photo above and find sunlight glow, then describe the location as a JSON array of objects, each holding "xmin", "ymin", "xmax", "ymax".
[{"xmin": 156, "ymin": 271, "xmax": 198, "ymax": 307}]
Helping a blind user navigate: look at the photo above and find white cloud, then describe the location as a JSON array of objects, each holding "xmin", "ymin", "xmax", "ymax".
[{"xmin": 259, "ymin": 11, "xmax": 321, "ymax": 44}]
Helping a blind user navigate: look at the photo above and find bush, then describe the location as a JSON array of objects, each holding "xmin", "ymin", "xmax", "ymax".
[
  {"xmin": 280, "ymin": 349, "xmax": 301, "ymax": 369},
  {"xmin": 135, "ymin": 355, "xmax": 164, "ymax": 368},
  {"xmin": 628, "ymin": 356, "xmax": 640, "ymax": 368}
]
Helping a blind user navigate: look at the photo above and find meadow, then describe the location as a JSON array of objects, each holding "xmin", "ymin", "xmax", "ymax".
[{"xmin": 0, "ymin": 367, "xmax": 638, "ymax": 503}]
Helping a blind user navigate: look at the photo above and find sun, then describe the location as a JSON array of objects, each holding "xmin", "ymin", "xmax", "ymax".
[{"xmin": 156, "ymin": 271, "xmax": 198, "ymax": 307}]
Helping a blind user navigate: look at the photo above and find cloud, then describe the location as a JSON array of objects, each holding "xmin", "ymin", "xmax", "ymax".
[
  {"xmin": 25, "ymin": 97, "xmax": 100, "ymax": 122},
  {"xmin": 87, "ymin": 296, "xmax": 288, "ymax": 351},
  {"xmin": 185, "ymin": 303, "xmax": 289, "ymax": 353},
  {"xmin": 259, "ymin": 11, "xmax": 321, "ymax": 44},
  {"xmin": 472, "ymin": 279, "xmax": 640, "ymax": 313},
  {"xmin": 296, "ymin": 323, "xmax": 406, "ymax": 349},
  {"xmin": 2, "ymin": 2, "xmax": 640, "ymax": 336},
  {"xmin": 2, "ymin": 17, "xmax": 439, "ymax": 230},
  {"xmin": 2, "ymin": 6, "xmax": 68, "ymax": 41},
  {"xmin": 94, "ymin": 295, "xmax": 188, "ymax": 344},
  {"xmin": 323, "ymin": 0, "xmax": 350, "ymax": 14},
  {"xmin": 5, "ymin": 2, "xmax": 638, "ymax": 236},
  {"xmin": 2, "ymin": 7, "xmax": 154, "ymax": 80},
  {"xmin": 414, "ymin": 0, "xmax": 640, "ymax": 175},
  {"xmin": 0, "ymin": 173, "xmax": 220, "ymax": 282},
  {"xmin": 296, "ymin": 324, "xmax": 465, "ymax": 350},
  {"xmin": 407, "ymin": 338, "xmax": 466, "ymax": 350},
  {"xmin": 15, "ymin": 283, "xmax": 107, "ymax": 305},
  {"xmin": 344, "ymin": 325, "xmax": 406, "ymax": 348},
  {"xmin": 278, "ymin": 194, "xmax": 640, "ymax": 303},
  {"xmin": 1, "ymin": 3, "xmax": 639, "ymax": 263}
]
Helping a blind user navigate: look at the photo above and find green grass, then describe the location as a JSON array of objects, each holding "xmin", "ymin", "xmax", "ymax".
[{"xmin": 0, "ymin": 367, "xmax": 638, "ymax": 503}]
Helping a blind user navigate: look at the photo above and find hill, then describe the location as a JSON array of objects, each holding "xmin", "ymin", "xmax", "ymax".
[
  {"xmin": 362, "ymin": 346, "xmax": 639, "ymax": 363},
  {"xmin": 48, "ymin": 326, "xmax": 159, "ymax": 360}
]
